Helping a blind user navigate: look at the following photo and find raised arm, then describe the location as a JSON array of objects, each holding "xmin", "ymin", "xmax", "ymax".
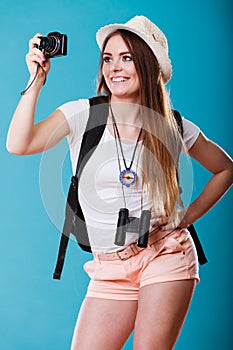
[{"xmin": 6, "ymin": 33, "xmax": 69, "ymax": 155}]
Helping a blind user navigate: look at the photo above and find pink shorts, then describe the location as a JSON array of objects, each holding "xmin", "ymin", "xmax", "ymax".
[{"xmin": 83, "ymin": 229, "xmax": 200, "ymax": 301}]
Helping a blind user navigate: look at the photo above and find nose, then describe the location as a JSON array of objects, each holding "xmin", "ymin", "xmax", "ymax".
[{"xmin": 110, "ymin": 58, "xmax": 122, "ymax": 73}]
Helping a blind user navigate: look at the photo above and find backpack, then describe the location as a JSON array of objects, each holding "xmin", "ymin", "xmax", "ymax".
[{"xmin": 53, "ymin": 96, "xmax": 207, "ymax": 280}]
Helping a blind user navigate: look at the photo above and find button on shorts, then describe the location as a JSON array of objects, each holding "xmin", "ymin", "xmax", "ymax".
[{"xmin": 83, "ymin": 229, "xmax": 200, "ymax": 301}]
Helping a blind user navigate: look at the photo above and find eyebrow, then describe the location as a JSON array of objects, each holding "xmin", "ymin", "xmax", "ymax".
[{"xmin": 103, "ymin": 51, "xmax": 131, "ymax": 56}]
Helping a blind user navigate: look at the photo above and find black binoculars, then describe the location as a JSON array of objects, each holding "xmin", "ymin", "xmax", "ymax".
[{"xmin": 114, "ymin": 208, "xmax": 151, "ymax": 248}]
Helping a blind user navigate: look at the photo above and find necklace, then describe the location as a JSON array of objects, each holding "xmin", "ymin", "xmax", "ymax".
[{"xmin": 110, "ymin": 105, "xmax": 142, "ymax": 188}]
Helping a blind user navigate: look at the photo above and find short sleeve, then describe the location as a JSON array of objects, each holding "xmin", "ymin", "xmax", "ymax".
[
  {"xmin": 182, "ymin": 117, "xmax": 201, "ymax": 150},
  {"xmin": 57, "ymin": 99, "xmax": 90, "ymax": 145},
  {"xmin": 56, "ymin": 99, "xmax": 90, "ymax": 174}
]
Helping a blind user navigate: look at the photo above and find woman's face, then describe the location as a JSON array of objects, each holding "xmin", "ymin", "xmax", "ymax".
[{"xmin": 102, "ymin": 34, "xmax": 140, "ymax": 102}]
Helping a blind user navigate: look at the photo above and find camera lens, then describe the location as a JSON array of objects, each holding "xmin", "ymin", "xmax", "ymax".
[{"xmin": 41, "ymin": 35, "xmax": 60, "ymax": 56}]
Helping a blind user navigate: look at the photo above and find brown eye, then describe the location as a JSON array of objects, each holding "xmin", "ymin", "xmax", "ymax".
[
  {"xmin": 122, "ymin": 55, "xmax": 132, "ymax": 62},
  {"xmin": 103, "ymin": 56, "xmax": 111, "ymax": 63}
]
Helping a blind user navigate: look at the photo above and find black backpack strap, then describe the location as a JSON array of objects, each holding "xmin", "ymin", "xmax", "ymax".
[
  {"xmin": 173, "ymin": 109, "xmax": 208, "ymax": 265},
  {"xmin": 173, "ymin": 109, "xmax": 183, "ymax": 137},
  {"xmin": 188, "ymin": 224, "xmax": 208, "ymax": 265},
  {"xmin": 53, "ymin": 96, "xmax": 109, "ymax": 279},
  {"xmin": 71, "ymin": 96, "xmax": 109, "ymax": 250},
  {"xmin": 75, "ymin": 95, "xmax": 109, "ymax": 177}
]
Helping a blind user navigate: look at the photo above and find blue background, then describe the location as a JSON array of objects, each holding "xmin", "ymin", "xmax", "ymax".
[{"xmin": 1, "ymin": 0, "xmax": 232, "ymax": 349}]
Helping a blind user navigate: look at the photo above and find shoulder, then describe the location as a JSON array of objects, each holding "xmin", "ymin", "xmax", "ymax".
[
  {"xmin": 56, "ymin": 99, "xmax": 90, "ymax": 144},
  {"xmin": 181, "ymin": 116, "xmax": 201, "ymax": 151},
  {"xmin": 57, "ymin": 98, "xmax": 90, "ymax": 117}
]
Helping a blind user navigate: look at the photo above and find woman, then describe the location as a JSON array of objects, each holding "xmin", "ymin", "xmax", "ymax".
[{"xmin": 7, "ymin": 15, "xmax": 233, "ymax": 350}]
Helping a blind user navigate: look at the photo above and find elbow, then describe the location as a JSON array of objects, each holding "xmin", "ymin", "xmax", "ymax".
[
  {"xmin": 222, "ymin": 160, "xmax": 233, "ymax": 187},
  {"xmin": 6, "ymin": 140, "xmax": 28, "ymax": 156},
  {"xmin": 7, "ymin": 147, "xmax": 26, "ymax": 156},
  {"xmin": 229, "ymin": 161, "xmax": 233, "ymax": 184}
]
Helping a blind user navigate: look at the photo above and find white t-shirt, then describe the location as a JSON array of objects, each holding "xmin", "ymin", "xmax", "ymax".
[{"xmin": 58, "ymin": 99, "xmax": 200, "ymax": 253}]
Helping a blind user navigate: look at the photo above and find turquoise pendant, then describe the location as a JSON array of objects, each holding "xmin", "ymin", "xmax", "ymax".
[{"xmin": 119, "ymin": 169, "xmax": 137, "ymax": 187}]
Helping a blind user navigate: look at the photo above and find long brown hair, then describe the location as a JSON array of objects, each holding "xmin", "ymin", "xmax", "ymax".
[{"xmin": 97, "ymin": 29, "xmax": 183, "ymax": 218}]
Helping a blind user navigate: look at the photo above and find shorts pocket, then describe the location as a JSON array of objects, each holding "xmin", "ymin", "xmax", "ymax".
[
  {"xmin": 152, "ymin": 229, "xmax": 189, "ymax": 255},
  {"xmin": 171, "ymin": 229, "xmax": 190, "ymax": 249}
]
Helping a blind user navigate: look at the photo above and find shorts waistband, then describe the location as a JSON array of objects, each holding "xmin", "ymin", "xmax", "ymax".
[{"xmin": 93, "ymin": 228, "xmax": 178, "ymax": 261}]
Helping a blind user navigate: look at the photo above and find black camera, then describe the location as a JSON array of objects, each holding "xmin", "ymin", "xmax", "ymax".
[
  {"xmin": 114, "ymin": 208, "xmax": 151, "ymax": 248},
  {"xmin": 36, "ymin": 31, "xmax": 67, "ymax": 58}
]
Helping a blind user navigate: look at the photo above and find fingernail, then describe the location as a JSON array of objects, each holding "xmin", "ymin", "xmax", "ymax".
[
  {"xmin": 42, "ymin": 62, "xmax": 45, "ymax": 67},
  {"xmin": 42, "ymin": 56, "xmax": 47, "ymax": 61},
  {"xmin": 158, "ymin": 226, "xmax": 162, "ymax": 231}
]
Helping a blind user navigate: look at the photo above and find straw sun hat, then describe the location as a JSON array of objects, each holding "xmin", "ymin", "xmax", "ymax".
[{"xmin": 96, "ymin": 15, "xmax": 172, "ymax": 83}]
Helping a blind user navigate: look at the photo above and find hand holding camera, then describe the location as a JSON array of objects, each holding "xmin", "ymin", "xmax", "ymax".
[
  {"xmin": 23, "ymin": 31, "xmax": 67, "ymax": 95},
  {"xmin": 26, "ymin": 33, "xmax": 49, "ymax": 78}
]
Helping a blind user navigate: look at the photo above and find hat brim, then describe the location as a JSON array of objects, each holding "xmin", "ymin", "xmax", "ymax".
[{"xmin": 96, "ymin": 23, "xmax": 172, "ymax": 83}]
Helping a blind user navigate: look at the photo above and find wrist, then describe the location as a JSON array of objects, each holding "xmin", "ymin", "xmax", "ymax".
[
  {"xmin": 178, "ymin": 209, "xmax": 196, "ymax": 228},
  {"xmin": 21, "ymin": 72, "xmax": 44, "ymax": 96}
]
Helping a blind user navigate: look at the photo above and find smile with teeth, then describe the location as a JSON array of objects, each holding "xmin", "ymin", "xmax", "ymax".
[{"xmin": 111, "ymin": 77, "xmax": 128, "ymax": 83}]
